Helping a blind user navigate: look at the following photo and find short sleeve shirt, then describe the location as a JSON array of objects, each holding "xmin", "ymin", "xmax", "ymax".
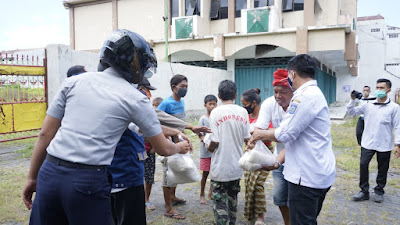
[
  {"xmin": 199, "ymin": 115, "xmax": 212, "ymax": 158},
  {"xmin": 46, "ymin": 68, "xmax": 162, "ymax": 165},
  {"xmin": 209, "ymin": 104, "xmax": 251, "ymax": 182},
  {"xmin": 157, "ymin": 96, "xmax": 186, "ymax": 120}
]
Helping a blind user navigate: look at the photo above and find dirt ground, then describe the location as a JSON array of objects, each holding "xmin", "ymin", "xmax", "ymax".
[{"xmin": 1, "ymin": 134, "xmax": 399, "ymax": 225}]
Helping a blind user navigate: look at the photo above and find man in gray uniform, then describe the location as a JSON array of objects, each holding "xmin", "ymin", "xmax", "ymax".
[{"xmin": 22, "ymin": 29, "xmax": 190, "ymax": 225}]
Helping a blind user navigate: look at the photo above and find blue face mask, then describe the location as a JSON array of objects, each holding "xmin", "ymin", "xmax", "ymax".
[{"xmin": 374, "ymin": 90, "xmax": 387, "ymax": 98}]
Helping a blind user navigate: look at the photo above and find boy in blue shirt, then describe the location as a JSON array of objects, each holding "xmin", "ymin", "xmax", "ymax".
[{"xmin": 158, "ymin": 74, "xmax": 188, "ymax": 220}]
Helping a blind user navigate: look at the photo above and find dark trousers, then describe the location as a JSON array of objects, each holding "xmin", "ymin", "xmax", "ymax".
[
  {"xmin": 30, "ymin": 160, "xmax": 112, "ymax": 225},
  {"xmin": 356, "ymin": 117, "xmax": 364, "ymax": 146},
  {"xmin": 110, "ymin": 185, "xmax": 146, "ymax": 225},
  {"xmin": 288, "ymin": 182, "xmax": 330, "ymax": 225},
  {"xmin": 359, "ymin": 147, "xmax": 391, "ymax": 195}
]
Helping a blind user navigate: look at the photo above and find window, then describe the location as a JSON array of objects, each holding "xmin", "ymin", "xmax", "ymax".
[
  {"xmin": 171, "ymin": 0, "xmax": 179, "ymax": 18},
  {"xmin": 388, "ymin": 34, "xmax": 399, "ymax": 38},
  {"xmin": 254, "ymin": 0, "xmax": 274, "ymax": 8},
  {"xmin": 388, "ymin": 27, "xmax": 396, "ymax": 30},
  {"xmin": 186, "ymin": 0, "xmax": 201, "ymax": 16},
  {"xmin": 282, "ymin": 0, "xmax": 303, "ymax": 12},
  {"xmin": 235, "ymin": 0, "xmax": 247, "ymax": 17},
  {"xmin": 371, "ymin": 28, "xmax": 380, "ymax": 32},
  {"xmin": 210, "ymin": 0, "xmax": 228, "ymax": 20}
]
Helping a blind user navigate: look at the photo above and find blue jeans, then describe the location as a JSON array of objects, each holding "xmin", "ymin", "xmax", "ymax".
[
  {"xmin": 272, "ymin": 165, "xmax": 288, "ymax": 206},
  {"xmin": 30, "ymin": 160, "xmax": 112, "ymax": 225}
]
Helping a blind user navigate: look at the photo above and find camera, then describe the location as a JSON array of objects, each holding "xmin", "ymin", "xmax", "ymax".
[{"xmin": 351, "ymin": 90, "xmax": 363, "ymax": 100}]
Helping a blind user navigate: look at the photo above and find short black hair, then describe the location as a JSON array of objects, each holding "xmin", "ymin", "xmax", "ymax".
[
  {"xmin": 363, "ymin": 86, "xmax": 370, "ymax": 90},
  {"xmin": 204, "ymin": 94, "xmax": 217, "ymax": 104},
  {"xmin": 376, "ymin": 78, "xmax": 392, "ymax": 88},
  {"xmin": 67, "ymin": 65, "xmax": 86, "ymax": 77},
  {"xmin": 170, "ymin": 74, "xmax": 187, "ymax": 91},
  {"xmin": 218, "ymin": 80, "xmax": 237, "ymax": 101},
  {"xmin": 242, "ymin": 88, "xmax": 261, "ymax": 104},
  {"xmin": 286, "ymin": 54, "xmax": 317, "ymax": 79},
  {"xmin": 153, "ymin": 97, "xmax": 163, "ymax": 104}
]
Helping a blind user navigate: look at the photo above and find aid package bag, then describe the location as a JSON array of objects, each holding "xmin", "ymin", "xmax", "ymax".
[
  {"xmin": 167, "ymin": 152, "xmax": 201, "ymax": 185},
  {"xmin": 239, "ymin": 140, "xmax": 276, "ymax": 171}
]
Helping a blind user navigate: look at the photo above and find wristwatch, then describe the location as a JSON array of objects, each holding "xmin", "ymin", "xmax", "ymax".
[{"xmin": 275, "ymin": 161, "xmax": 282, "ymax": 169}]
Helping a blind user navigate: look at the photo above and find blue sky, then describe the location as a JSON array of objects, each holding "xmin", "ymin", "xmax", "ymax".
[{"xmin": 0, "ymin": 0, "xmax": 399, "ymax": 51}]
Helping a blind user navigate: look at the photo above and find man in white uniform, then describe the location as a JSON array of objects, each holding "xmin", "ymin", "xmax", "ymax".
[
  {"xmin": 22, "ymin": 30, "xmax": 190, "ymax": 225},
  {"xmin": 250, "ymin": 54, "xmax": 336, "ymax": 225},
  {"xmin": 347, "ymin": 78, "xmax": 400, "ymax": 203}
]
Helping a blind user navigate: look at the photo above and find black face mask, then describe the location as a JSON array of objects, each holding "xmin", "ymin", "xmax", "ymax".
[
  {"xmin": 177, "ymin": 87, "xmax": 187, "ymax": 98},
  {"xmin": 244, "ymin": 104, "xmax": 254, "ymax": 114}
]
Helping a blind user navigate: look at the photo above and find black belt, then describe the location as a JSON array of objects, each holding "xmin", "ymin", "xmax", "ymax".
[{"xmin": 46, "ymin": 154, "xmax": 107, "ymax": 170}]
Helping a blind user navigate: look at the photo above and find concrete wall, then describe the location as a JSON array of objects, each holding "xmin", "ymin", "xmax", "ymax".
[
  {"xmin": 148, "ymin": 62, "xmax": 233, "ymax": 116},
  {"xmin": 46, "ymin": 44, "xmax": 99, "ymax": 103},
  {"xmin": 46, "ymin": 45, "xmax": 233, "ymax": 115}
]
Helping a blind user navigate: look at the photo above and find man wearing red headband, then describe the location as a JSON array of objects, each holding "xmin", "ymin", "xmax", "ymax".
[{"xmin": 253, "ymin": 68, "xmax": 293, "ymax": 225}]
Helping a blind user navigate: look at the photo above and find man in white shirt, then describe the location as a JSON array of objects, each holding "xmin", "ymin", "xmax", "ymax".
[
  {"xmin": 249, "ymin": 54, "xmax": 336, "ymax": 225},
  {"xmin": 254, "ymin": 68, "xmax": 293, "ymax": 225},
  {"xmin": 207, "ymin": 80, "xmax": 251, "ymax": 225},
  {"xmin": 355, "ymin": 86, "xmax": 375, "ymax": 145},
  {"xmin": 347, "ymin": 78, "xmax": 400, "ymax": 203}
]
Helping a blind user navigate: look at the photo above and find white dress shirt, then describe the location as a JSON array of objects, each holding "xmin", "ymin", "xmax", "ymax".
[
  {"xmin": 347, "ymin": 98, "xmax": 400, "ymax": 151},
  {"xmin": 275, "ymin": 80, "xmax": 336, "ymax": 189},
  {"xmin": 255, "ymin": 96, "xmax": 286, "ymax": 156}
]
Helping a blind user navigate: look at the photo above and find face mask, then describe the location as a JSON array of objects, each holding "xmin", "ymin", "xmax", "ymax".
[
  {"xmin": 244, "ymin": 105, "xmax": 254, "ymax": 114},
  {"xmin": 374, "ymin": 90, "xmax": 387, "ymax": 99},
  {"xmin": 177, "ymin": 87, "xmax": 187, "ymax": 98},
  {"xmin": 287, "ymin": 76, "xmax": 294, "ymax": 92}
]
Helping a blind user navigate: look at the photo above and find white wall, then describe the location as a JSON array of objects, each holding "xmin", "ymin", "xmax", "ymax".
[
  {"xmin": 46, "ymin": 45, "xmax": 233, "ymax": 115},
  {"xmin": 149, "ymin": 62, "xmax": 233, "ymax": 116},
  {"xmin": 357, "ymin": 19, "xmax": 400, "ymax": 101},
  {"xmin": 46, "ymin": 45, "xmax": 99, "ymax": 103}
]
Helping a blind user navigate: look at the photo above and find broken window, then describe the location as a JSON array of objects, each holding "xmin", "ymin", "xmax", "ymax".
[
  {"xmin": 210, "ymin": 0, "xmax": 229, "ymax": 20},
  {"xmin": 283, "ymin": 0, "xmax": 303, "ymax": 12},
  {"xmin": 254, "ymin": 0, "xmax": 274, "ymax": 8},
  {"xmin": 186, "ymin": 0, "xmax": 201, "ymax": 16},
  {"xmin": 235, "ymin": 0, "xmax": 247, "ymax": 17}
]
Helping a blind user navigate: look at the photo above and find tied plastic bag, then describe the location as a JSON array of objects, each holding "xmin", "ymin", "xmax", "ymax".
[
  {"xmin": 167, "ymin": 152, "xmax": 201, "ymax": 185},
  {"xmin": 239, "ymin": 140, "xmax": 276, "ymax": 171}
]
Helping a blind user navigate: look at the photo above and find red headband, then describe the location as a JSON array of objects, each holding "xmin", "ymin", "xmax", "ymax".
[{"xmin": 272, "ymin": 69, "xmax": 289, "ymax": 87}]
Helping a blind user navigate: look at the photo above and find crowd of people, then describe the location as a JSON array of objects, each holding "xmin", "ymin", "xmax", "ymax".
[{"xmin": 21, "ymin": 29, "xmax": 400, "ymax": 225}]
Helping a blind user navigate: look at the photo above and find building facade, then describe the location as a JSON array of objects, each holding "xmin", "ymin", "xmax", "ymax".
[
  {"xmin": 354, "ymin": 15, "xmax": 400, "ymax": 103},
  {"xmin": 64, "ymin": 0, "xmax": 358, "ymax": 104}
]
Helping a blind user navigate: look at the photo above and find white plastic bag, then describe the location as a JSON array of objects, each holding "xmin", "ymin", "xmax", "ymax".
[
  {"xmin": 166, "ymin": 152, "xmax": 201, "ymax": 185},
  {"xmin": 239, "ymin": 140, "xmax": 276, "ymax": 171}
]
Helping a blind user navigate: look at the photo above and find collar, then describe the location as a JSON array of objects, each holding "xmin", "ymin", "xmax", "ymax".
[
  {"xmin": 373, "ymin": 98, "xmax": 391, "ymax": 105},
  {"xmin": 294, "ymin": 80, "xmax": 317, "ymax": 94}
]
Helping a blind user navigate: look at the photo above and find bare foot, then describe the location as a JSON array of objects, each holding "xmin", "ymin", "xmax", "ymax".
[{"xmin": 200, "ymin": 196, "xmax": 207, "ymax": 204}]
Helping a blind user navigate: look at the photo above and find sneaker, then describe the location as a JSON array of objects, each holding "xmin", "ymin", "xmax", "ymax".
[
  {"xmin": 352, "ymin": 191, "xmax": 369, "ymax": 201},
  {"xmin": 374, "ymin": 194, "xmax": 384, "ymax": 203}
]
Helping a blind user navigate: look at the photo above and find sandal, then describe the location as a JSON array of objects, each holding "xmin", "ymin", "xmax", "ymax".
[
  {"xmin": 164, "ymin": 213, "xmax": 185, "ymax": 220},
  {"xmin": 145, "ymin": 203, "xmax": 155, "ymax": 211},
  {"xmin": 171, "ymin": 199, "xmax": 186, "ymax": 206}
]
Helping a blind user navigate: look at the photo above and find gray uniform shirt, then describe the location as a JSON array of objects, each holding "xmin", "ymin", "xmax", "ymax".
[
  {"xmin": 46, "ymin": 67, "xmax": 161, "ymax": 165},
  {"xmin": 199, "ymin": 115, "xmax": 212, "ymax": 158}
]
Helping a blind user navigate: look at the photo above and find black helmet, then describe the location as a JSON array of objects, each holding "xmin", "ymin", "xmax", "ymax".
[{"xmin": 99, "ymin": 29, "xmax": 157, "ymax": 84}]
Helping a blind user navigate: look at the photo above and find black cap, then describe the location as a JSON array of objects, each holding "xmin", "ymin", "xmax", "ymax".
[
  {"xmin": 138, "ymin": 77, "xmax": 157, "ymax": 90},
  {"xmin": 67, "ymin": 65, "xmax": 86, "ymax": 77}
]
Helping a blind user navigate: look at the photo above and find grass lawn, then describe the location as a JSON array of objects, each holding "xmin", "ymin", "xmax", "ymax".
[{"xmin": 0, "ymin": 118, "xmax": 399, "ymax": 224}]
